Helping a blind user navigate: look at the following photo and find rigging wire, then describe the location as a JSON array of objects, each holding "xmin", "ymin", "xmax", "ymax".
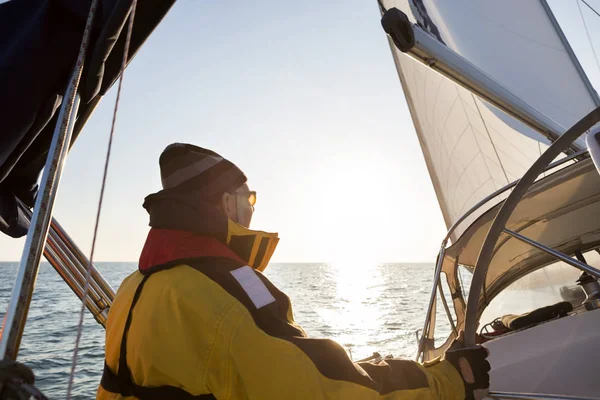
[
  {"xmin": 581, "ymin": 0, "xmax": 600, "ymax": 18},
  {"xmin": 65, "ymin": 1, "xmax": 138, "ymax": 398},
  {"xmin": 577, "ymin": 0, "xmax": 600, "ymax": 75}
]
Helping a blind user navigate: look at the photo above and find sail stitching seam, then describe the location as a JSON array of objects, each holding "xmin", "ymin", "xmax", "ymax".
[
  {"xmin": 469, "ymin": 95, "xmax": 510, "ymax": 185},
  {"xmin": 577, "ymin": 0, "xmax": 600, "ymax": 75}
]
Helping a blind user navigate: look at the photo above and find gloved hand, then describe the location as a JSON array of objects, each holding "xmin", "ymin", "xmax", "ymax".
[
  {"xmin": 443, "ymin": 331, "xmax": 490, "ymax": 400},
  {"xmin": 0, "ymin": 360, "xmax": 47, "ymax": 400}
]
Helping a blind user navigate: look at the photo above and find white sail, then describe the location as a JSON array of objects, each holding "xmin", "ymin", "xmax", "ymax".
[{"xmin": 382, "ymin": 0, "xmax": 599, "ymax": 239}]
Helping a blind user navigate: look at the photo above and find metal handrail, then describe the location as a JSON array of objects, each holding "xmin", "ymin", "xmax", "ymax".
[
  {"xmin": 0, "ymin": 95, "xmax": 82, "ymax": 361},
  {"xmin": 415, "ymin": 149, "xmax": 590, "ymax": 361},
  {"xmin": 48, "ymin": 216, "xmax": 115, "ymax": 304},
  {"xmin": 44, "ymin": 245, "xmax": 107, "ymax": 324},
  {"xmin": 437, "ymin": 279, "xmax": 457, "ymax": 335},
  {"xmin": 415, "ymin": 244, "xmax": 445, "ymax": 361},
  {"xmin": 464, "ymin": 107, "xmax": 600, "ymax": 347},
  {"xmin": 442, "ymin": 148, "xmax": 589, "ymax": 244},
  {"xmin": 504, "ymin": 228, "xmax": 600, "ymax": 278},
  {"xmin": 405, "ymin": 23, "xmax": 583, "ymax": 153},
  {"xmin": 0, "ymin": 0, "xmax": 102, "ymax": 361},
  {"xmin": 14, "ymin": 200, "xmax": 115, "ymax": 327},
  {"xmin": 46, "ymin": 231, "xmax": 107, "ymax": 307}
]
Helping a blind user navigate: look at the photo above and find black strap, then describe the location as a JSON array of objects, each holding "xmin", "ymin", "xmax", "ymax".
[
  {"xmin": 451, "ymin": 287, "xmax": 462, "ymax": 300},
  {"xmin": 101, "ymin": 362, "xmax": 214, "ymax": 400},
  {"xmin": 101, "ymin": 269, "xmax": 215, "ymax": 399}
]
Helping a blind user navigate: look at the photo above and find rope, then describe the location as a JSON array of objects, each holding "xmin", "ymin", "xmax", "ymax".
[
  {"xmin": 577, "ymin": 0, "xmax": 600, "ymax": 75},
  {"xmin": 65, "ymin": 1, "xmax": 138, "ymax": 398}
]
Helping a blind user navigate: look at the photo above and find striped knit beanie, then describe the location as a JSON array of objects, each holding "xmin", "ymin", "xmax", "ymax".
[{"xmin": 159, "ymin": 143, "xmax": 247, "ymax": 200}]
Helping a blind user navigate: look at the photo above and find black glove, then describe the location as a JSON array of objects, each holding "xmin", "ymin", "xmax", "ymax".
[
  {"xmin": 444, "ymin": 331, "xmax": 491, "ymax": 400},
  {"xmin": 0, "ymin": 360, "xmax": 47, "ymax": 400}
]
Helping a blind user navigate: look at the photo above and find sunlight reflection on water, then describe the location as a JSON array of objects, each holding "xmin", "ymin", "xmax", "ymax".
[{"xmin": 0, "ymin": 261, "xmax": 438, "ymax": 398}]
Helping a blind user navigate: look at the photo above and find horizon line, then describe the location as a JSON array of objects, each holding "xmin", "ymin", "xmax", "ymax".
[{"xmin": 0, "ymin": 260, "xmax": 435, "ymax": 264}]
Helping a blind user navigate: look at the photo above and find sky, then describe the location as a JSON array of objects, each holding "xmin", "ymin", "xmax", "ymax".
[{"xmin": 1, "ymin": 0, "xmax": 599, "ymax": 263}]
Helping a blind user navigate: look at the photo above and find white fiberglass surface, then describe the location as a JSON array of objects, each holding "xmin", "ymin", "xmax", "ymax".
[{"xmin": 479, "ymin": 250, "xmax": 600, "ymax": 328}]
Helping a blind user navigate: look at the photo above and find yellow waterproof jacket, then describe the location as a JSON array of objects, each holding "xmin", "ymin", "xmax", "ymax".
[{"xmin": 97, "ymin": 229, "xmax": 464, "ymax": 400}]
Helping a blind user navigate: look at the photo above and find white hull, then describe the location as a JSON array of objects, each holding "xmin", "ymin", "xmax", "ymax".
[{"xmin": 485, "ymin": 308, "xmax": 600, "ymax": 398}]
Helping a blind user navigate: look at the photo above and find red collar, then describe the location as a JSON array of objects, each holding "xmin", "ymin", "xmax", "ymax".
[{"xmin": 139, "ymin": 228, "xmax": 244, "ymax": 271}]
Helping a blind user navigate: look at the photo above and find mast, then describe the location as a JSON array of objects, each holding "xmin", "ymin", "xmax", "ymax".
[
  {"xmin": 0, "ymin": 1, "xmax": 99, "ymax": 360},
  {"xmin": 382, "ymin": 11, "xmax": 583, "ymax": 153}
]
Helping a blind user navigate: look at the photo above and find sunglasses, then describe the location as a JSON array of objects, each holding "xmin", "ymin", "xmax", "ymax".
[{"xmin": 238, "ymin": 190, "xmax": 257, "ymax": 207}]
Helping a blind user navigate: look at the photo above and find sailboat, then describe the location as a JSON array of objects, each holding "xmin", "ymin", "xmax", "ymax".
[
  {"xmin": 1, "ymin": 0, "xmax": 600, "ymax": 399},
  {"xmin": 377, "ymin": 0, "xmax": 600, "ymax": 398}
]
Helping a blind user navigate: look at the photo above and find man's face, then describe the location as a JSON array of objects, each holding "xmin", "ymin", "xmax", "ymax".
[{"xmin": 221, "ymin": 183, "xmax": 256, "ymax": 228}]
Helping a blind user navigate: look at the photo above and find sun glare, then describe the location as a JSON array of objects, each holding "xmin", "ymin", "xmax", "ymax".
[
  {"xmin": 316, "ymin": 258, "xmax": 386, "ymax": 359},
  {"xmin": 331, "ymin": 258, "xmax": 380, "ymax": 301}
]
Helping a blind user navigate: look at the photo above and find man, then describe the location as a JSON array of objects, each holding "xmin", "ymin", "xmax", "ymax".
[{"xmin": 97, "ymin": 143, "xmax": 490, "ymax": 400}]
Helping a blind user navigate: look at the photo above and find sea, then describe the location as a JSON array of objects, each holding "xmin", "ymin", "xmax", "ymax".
[{"xmin": 0, "ymin": 262, "xmax": 452, "ymax": 399}]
